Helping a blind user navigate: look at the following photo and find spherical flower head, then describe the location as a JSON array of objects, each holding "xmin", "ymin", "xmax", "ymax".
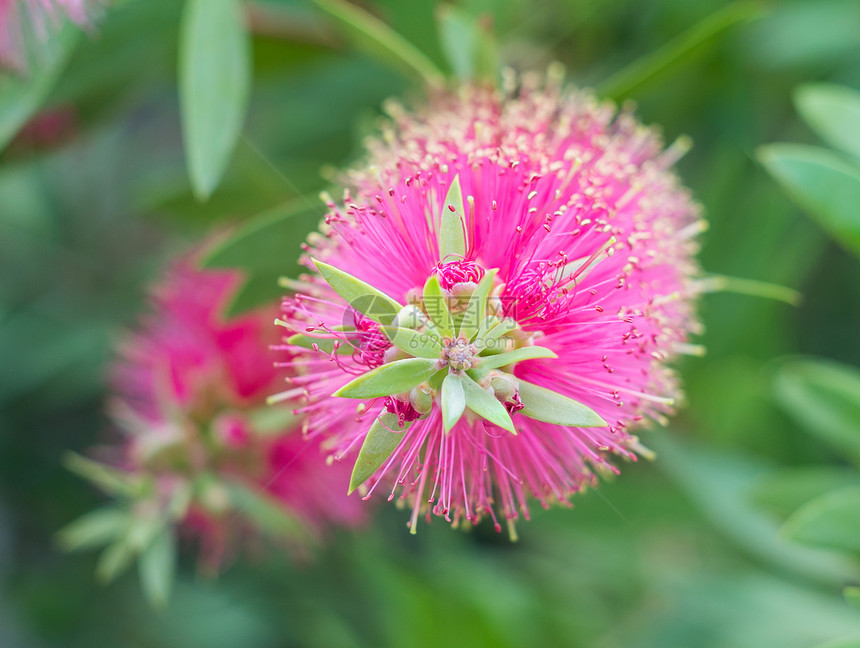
[
  {"xmin": 0, "ymin": 0, "xmax": 91, "ymax": 72},
  {"xmin": 276, "ymin": 71, "xmax": 704, "ymax": 536},
  {"xmin": 107, "ymin": 257, "xmax": 364, "ymax": 568}
]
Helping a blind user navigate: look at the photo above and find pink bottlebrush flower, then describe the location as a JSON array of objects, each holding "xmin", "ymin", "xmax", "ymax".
[
  {"xmin": 103, "ymin": 257, "xmax": 364, "ymax": 569},
  {"xmin": 0, "ymin": 0, "xmax": 90, "ymax": 71},
  {"xmin": 275, "ymin": 70, "xmax": 705, "ymax": 537}
]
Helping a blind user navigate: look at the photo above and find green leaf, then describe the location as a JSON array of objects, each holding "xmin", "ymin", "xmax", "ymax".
[
  {"xmin": 597, "ymin": 2, "xmax": 760, "ymax": 102},
  {"xmin": 476, "ymin": 345, "xmax": 558, "ymax": 371},
  {"xmin": 750, "ymin": 467, "xmax": 860, "ymax": 518},
  {"xmin": 138, "ymin": 527, "xmax": 176, "ymax": 609},
  {"xmin": 435, "ymin": 5, "xmax": 499, "ymax": 84},
  {"xmin": 247, "ymin": 405, "xmax": 302, "ymax": 438},
  {"xmin": 439, "ymin": 175, "xmax": 467, "ymax": 261},
  {"xmin": 795, "ymin": 83, "xmax": 860, "ymax": 163},
  {"xmin": 461, "ymin": 373, "xmax": 515, "ymax": 434},
  {"xmin": 349, "ymin": 412, "xmax": 412, "ymax": 494},
  {"xmin": 63, "ymin": 452, "xmax": 141, "ymax": 498},
  {"xmin": 422, "ymin": 275, "xmax": 454, "ymax": 338},
  {"xmin": 653, "ymin": 434, "xmax": 860, "ymax": 588},
  {"xmin": 441, "ymin": 373, "xmax": 466, "ymax": 433},
  {"xmin": 0, "ymin": 26, "xmax": 79, "ymax": 153},
  {"xmin": 758, "ymin": 144, "xmax": 860, "ymax": 257},
  {"xmin": 459, "ymin": 269, "xmax": 497, "ymax": 341},
  {"xmin": 200, "ymin": 201, "xmax": 320, "ymax": 317},
  {"xmin": 226, "ymin": 482, "xmax": 308, "ymax": 540},
  {"xmin": 844, "ymin": 586, "xmax": 860, "ymax": 610},
  {"xmin": 179, "ymin": 0, "xmax": 252, "ymax": 200},
  {"xmin": 782, "ymin": 487, "xmax": 860, "ymax": 554},
  {"xmin": 310, "ymin": 0, "xmax": 444, "ymax": 88},
  {"xmin": 334, "ymin": 358, "xmax": 440, "ymax": 399},
  {"xmin": 96, "ymin": 540, "xmax": 135, "ymax": 584},
  {"xmin": 518, "ymin": 380, "xmax": 607, "ymax": 427},
  {"xmin": 436, "ymin": 5, "xmax": 475, "ymax": 81},
  {"xmin": 314, "ymin": 259, "xmax": 402, "ymax": 325},
  {"xmin": 285, "ymin": 327, "xmax": 357, "ymax": 357},
  {"xmin": 286, "ymin": 333, "xmax": 340, "ymax": 355},
  {"xmin": 475, "ymin": 317, "xmax": 518, "ymax": 354},
  {"xmin": 773, "ymin": 357, "xmax": 860, "ymax": 463},
  {"xmin": 56, "ymin": 508, "xmax": 129, "ymax": 553},
  {"xmin": 380, "ymin": 326, "xmax": 442, "ymax": 360}
]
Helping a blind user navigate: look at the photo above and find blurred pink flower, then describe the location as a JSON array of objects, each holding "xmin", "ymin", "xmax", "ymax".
[
  {"xmin": 107, "ymin": 257, "xmax": 364, "ymax": 568},
  {"xmin": 276, "ymin": 72, "xmax": 705, "ymax": 536},
  {"xmin": 0, "ymin": 0, "xmax": 90, "ymax": 71}
]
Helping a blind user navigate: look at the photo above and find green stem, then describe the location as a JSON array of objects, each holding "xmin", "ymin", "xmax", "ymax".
[
  {"xmin": 308, "ymin": 0, "xmax": 445, "ymax": 88},
  {"xmin": 699, "ymin": 274, "xmax": 802, "ymax": 306},
  {"xmin": 597, "ymin": 2, "xmax": 763, "ymax": 102}
]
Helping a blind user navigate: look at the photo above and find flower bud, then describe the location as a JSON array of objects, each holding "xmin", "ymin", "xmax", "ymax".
[
  {"xmin": 409, "ymin": 384, "xmax": 434, "ymax": 415},
  {"xmin": 490, "ymin": 372, "xmax": 520, "ymax": 403}
]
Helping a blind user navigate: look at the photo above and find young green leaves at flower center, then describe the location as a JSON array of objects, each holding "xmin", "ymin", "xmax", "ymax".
[{"xmin": 304, "ymin": 229, "xmax": 607, "ymax": 492}]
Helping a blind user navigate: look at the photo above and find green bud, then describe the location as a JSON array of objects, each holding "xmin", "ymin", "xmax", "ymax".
[
  {"xmin": 490, "ymin": 372, "xmax": 519, "ymax": 403},
  {"xmin": 409, "ymin": 384, "xmax": 434, "ymax": 415},
  {"xmin": 394, "ymin": 304, "xmax": 428, "ymax": 330}
]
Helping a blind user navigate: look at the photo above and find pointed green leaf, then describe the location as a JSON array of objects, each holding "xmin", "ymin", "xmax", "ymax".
[
  {"xmin": 518, "ymin": 380, "xmax": 607, "ymax": 427},
  {"xmin": 56, "ymin": 508, "xmax": 129, "ymax": 553},
  {"xmin": 314, "ymin": 259, "xmax": 402, "ymax": 325},
  {"xmin": 476, "ymin": 317, "xmax": 518, "ymax": 354},
  {"xmin": 476, "ymin": 345, "xmax": 558, "ymax": 371},
  {"xmin": 758, "ymin": 144, "xmax": 860, "ymax": 257},
  {"xmin": 750, "ymin": 467, "xmax": 860, "ymax": 518},
  {"xmin": 247, "ymin": 405, "xmax": 302, "ymax": 438},
  {"xmin": 782, "ymin": 487, "xmax": 860, "ymax": 554},
  {"xmin": 597, "ymin": 2, "xmax": 760, "ymax": 102},
  {"xmin": 334, "ymin": 358, "xmax": 440, "ymax": 399},
  {"xmin": 179, "ymin": 0, "xmax": 251, "ymax": 200},
  {"xmin": 428, "ymin": 367, "xmax": 448, "ymax": 392},
  {"xmin": 795, "ymin": 83, "xmax": 860, "ymax": 163},
  {"xmin": 310, "ymin": 0, "xmax": 444, "ymax": 88},
  {"xmin": 461, "ymin": 373, "xmax": 515, "ymax": 433},
  {"xmin": 439, "ymin": 175, "xmax": 467, "ymax": 260},
  {"xmin": 436, "ymin": 5, "xmax": 500, "ymax": 84},
  {"xmin": 287, "ymin": 333, "xmax": 336, "ymax": 354},
  {"xmin": 96, "ymin": 540, "xmax": 135, "ymax": 584},
  {"xmin": 167, "ymin": 482, "xmax": 194, "ymax": 521},
  {"xmin": 380, "ymin": 326, "xmax": 442, "ymax": 359},
  {"xmin": 138, "ymin": 526, "xmax": 176, "ymax": 609},
  {"xmin": 286, "ymin": 333, "xmax": 356, "ymax": 356},
  {"xmin": 226, "ymin": 482, "xmax": 309, "ymax": 540},
  {"xmin": 423, "ymin": 275, "xmax": 454, "ymax": 337},
  {"xmin": 773, "ymin": 357, "xmax": 860, "ymax": 464},
  {"xmin": 441, "ymin": 373, "xmax": 466, "ymax": 432},
  {"xmin": 199, "ymin": 201, "xmax": 319, "ymax": 316},
  {"xmin": 63, "ymin": 452, "xmax": 141, "ymax": 498},
  {"xmin": 459, "ymin": 269, "xmax": 497, "ymax": 340},
  {"xmin": 436, "ymin": 5, "xmax": 477, "ymax": 80},
  {"xmin": 349, "ymin": 412, "xmax": 412, "ymax": 494}
]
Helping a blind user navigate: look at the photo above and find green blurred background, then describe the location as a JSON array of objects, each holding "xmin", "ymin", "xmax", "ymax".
[{"xmin": 2, "ymin": 0, "xmax": 860, "ymax": 646}]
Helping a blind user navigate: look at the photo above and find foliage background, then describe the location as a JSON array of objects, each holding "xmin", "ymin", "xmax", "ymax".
[{"xmin": 2, "ymin": 0, "xmax": 860, "ymax": 646}]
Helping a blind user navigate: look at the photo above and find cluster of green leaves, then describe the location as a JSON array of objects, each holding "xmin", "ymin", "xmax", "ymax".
[
  {"xmin": 57, "ymin": 450, "xmax": 309, "ymax": 607},
  {"xmin": 299, "ymin": 176, "xmax": 605, "ymax": 495},
  {"xmin": 753, "ymin": 82, "xmax": 860, "ymax": 648},
  {"xmin": 759, "ymin": 84, "xmax": 860, "ymax": 258},
  {"xmin": 56, "ymin": 453, "xmax": 183, "ymax": 608}
]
